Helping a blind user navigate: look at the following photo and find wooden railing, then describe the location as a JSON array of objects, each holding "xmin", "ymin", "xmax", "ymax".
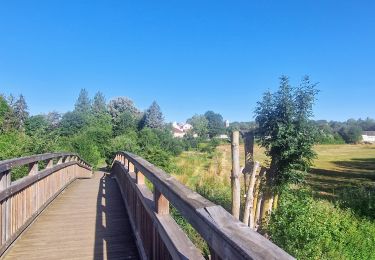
[
  {"xmin": 0, "ymin": 153, "xmax": 92, "ymax": 255},
  {"xmin": 112, "ymin": 152, "xmax": 294, "ymax": 260}
]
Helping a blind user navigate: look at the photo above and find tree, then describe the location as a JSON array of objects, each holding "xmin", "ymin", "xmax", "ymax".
[
  {"xmin": 204, "ymin": 111, "xmax": 224, "ymax": 138},
  {"xmin": 25, "ymin": 115, "xmax": 49, "ymax": 135},
  {"xmin": 187, "ymin": 114, "xmax": 208, "ymax": 137},
  {"xmin": 113, "ymin": 111, "xmax": 137, "ymax": 136},
  {"xmin": 74, "ymin": 89, "xmax": 91, "ymax": 114},
  {"xmin": 92, "ymin": 91, "xmax": 107, "ymax": 114},
  {"xmin": 45, "ymin": 111, "xmax": 61, "ymax": 129},
  {"xmin": 0, "ymin": 95, "xmax": 12, "ymax": 132},
  {"xmin": 59, "ymin": 111, "xmax": 88, "ymax": 136},
  {"xmin": 108, "ymin": 97, "xmax": 140, "ymax": 119},
  {"xmin": 12, "ymin": 95, "xmax": 29, "ymax": 130},
  {"xmin": 142, "ymin": 101, "xmax": 164, "ymax": 129},
  {"xmin": 255, "ymin": 76, "xmax": 318, "ymax": 220},
  {"xmin": 339, "ymin": 125, "xmax": 362, "ymax": 143}
]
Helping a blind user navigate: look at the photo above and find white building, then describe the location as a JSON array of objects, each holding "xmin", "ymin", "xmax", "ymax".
[
  {"xmin": 225, "ymin": 120, "xmax": 230, "ymax": 128},
  {"xmin": 172, "ymin": 122, "xmax": 194, "ymax": 138},
  {"xmin": 362, "ymin": 131, "xmax": 375, "ymax": 143}
]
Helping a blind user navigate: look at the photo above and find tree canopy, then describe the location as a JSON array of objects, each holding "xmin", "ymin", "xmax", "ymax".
[
  {"xmin": 204, "ymin": 111, "xmax": 225, "ymax": 138},
  {"xmin": 255, "ymin": 76, "xmax": 319, "ymax": 189}
]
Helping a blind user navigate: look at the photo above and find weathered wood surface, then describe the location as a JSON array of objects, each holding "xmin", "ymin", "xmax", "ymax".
[
  {"xmin": 231, "ymin": 131, "xmax": 241, "ymax": 220},
  {"xmin": 112, "ymin": 162, "xmax": 204, "ymax": 260},
  {"xmin": 0, "ymin": 153, "xmax": 90, "ymax": 173},
  {"xmin": 115, "ymin": 152, "xmax": 295, "ymax": 260},
  {"xmin": 2, "ymin": 172, "xmax": 139, "ymax": 260}
]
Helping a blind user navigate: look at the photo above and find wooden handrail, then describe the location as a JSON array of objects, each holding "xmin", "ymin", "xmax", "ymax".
[
  {"xmin": 0, "ymin": 153, "xmax": 92, "ymax": 256},
  {"xmin": 0, "ymin": 152, "xmax": 91, "ymax": 173},
  {"xmin": 112, "ymin": 151, "xmax": 294, "ymax": 260}
]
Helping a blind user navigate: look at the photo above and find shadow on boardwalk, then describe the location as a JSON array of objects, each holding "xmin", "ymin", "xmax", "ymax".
[{"xmin": 94, "ymin": 172, "xmax": 139, "ymax": 259}]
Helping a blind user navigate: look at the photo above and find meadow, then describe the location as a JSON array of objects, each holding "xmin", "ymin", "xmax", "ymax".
[
  {"xmin": 170, "ymin": 143, "xmax": 375, "ymax": 259},
  {"xmin": 172, "ymin": 143, "xmax": 375, "ymax": 196}
]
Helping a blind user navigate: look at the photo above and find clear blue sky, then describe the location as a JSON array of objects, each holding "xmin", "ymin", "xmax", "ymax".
[{"xmin": 1, "ymin": 1, "xmax": 374, "ymax": 122}]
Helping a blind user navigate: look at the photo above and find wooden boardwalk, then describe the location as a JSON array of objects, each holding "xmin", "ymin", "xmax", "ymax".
[{"xmin": 2, "ymin": 172, "xmax": 139, "ymax": 260}]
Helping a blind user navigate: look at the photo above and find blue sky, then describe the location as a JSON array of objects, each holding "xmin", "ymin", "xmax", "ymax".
[{"xmin": 0, "ymin": 1, "xmax": 374, "ymax": 122}]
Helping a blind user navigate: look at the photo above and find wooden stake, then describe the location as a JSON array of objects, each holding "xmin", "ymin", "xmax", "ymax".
[
  {"xmin": 231, "ymin": 131, "xmax": 241, "ymax": 220},
  {"xmin": 242, "ymin": 161, "xmax": 260, "ymax": 227}
]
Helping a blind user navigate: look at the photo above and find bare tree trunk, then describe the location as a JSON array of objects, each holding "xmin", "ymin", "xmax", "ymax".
[
  {"xmin": 242, "ymin": 161, "xmax": 260, "ymax": 227},
  {"xmin": 242, "ymin": 131, "xmax": 254, "ymax": 194},
  {"xmin": 231, "ymin": 131, "xmax": 241, "ymax": 220},
  {"xmin": 273, "ymin": 193, "xmax": 279, "ymax": 210},
  {"xmin": 260, "ymin": 190, "xmax": 274, "ymax": 231},
  {"xmin": 254, "ymin": 191, "xmax": 263, "ymax": 231}
]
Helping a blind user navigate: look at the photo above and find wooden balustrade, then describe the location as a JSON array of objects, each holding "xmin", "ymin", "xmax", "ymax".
[
  {"xmin": 0, "ymin": 153, "xmax": 92, "ymax": 256},
  {"xmin": 112, "ymin": 152, "xmax": 294, "ymax": 260}
]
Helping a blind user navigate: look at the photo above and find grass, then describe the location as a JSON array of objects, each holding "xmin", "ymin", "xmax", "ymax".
[
  {"xmin": 309, "ymin": 144, "xmax": 375, "ymax": 197},
  {"xmin": 173, "ymin": 144, "xmax": 375, "ymax": 197},
  {"xmin": 170, "ymin": 144, "xmax": 375, "ymax": 259}
]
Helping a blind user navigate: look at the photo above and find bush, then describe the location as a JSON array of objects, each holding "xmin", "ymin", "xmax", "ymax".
[
  {"xmin": 336, "ymin": 185, "xmax": 375, "ymax": 220},
  {"xmin": 268, "ymin": 188, "xmax": 375, "ymax": 259}
]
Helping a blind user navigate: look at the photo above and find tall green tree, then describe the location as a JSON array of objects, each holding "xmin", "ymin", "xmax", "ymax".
[
  {"xmin": 12, "ymin": 95, "xmax": 29, "ymax": 130},
  {"xmin": 74, "ymin": 89, "xmax": 91, "ymax": 114},
  {"xmin": 339, "ymin": 125, "xmax": 362, "ymax": 143},
  {"xmin": 92, "ymin": 91, "xmax": 107, "ymax": 114},
  {"xmin": 255, "ymin": 76, "xmax": 319, "ymax": 190},
  {"xmin": 187, "ymin": 114, "xmax": 209, "ymax": 137},
  {"xmin": 0, "ymin": 95, "xmax": 11, "ymax": 132},
  {"xmin": 204, "ymin": 111, "xmax": 224, "ymax": 138},
  {"xmin": 108, "ymin": 97, "xmax": 140, "ymax": 119},
  {"xmin": 142, "ymin": 101, "xmax": 164, "ymax": 129}
]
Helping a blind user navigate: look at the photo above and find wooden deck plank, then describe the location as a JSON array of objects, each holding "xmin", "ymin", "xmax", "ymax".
[{"xmin": 2, "ymin": 172, "xmax": 139, "ymax": 260}]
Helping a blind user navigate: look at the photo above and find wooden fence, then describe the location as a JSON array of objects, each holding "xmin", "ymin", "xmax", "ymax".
[
  {"xmin": 112, "ymin": 151, "xmax": 294, "ymax": 260},
  {"xmin": 0, "ymin": 153, "xmax": 92, "ymax": 255}
]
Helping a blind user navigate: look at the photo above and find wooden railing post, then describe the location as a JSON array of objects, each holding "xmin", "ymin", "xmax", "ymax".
[
  {"xmin": 0, "ymin": 170, "xmax": 11, "ymax": 243},
  {"xmin": 154, "ymin": 189, "xmax": 169, "ymax": 215},
  {"xmin": 128, "ymin": 162, "xmax": 134, "ymax": 173},
  {"xmin": 46, "ymin": 159, "xmax": 54, "ymax": 169},
  {"xmin": 28, "ymin": 162, "xmax": 39, "ymax": 176},
  {"xmin": 124, "ymin": 157, "xmax": 128, "ymax": 168},
  {"xmin": 57, "ymin": 157, "xmax": 63, "ymax": 165},
  {"xmin": 135, "ymin": 168, "xmax": 144, "ymax": 185}
]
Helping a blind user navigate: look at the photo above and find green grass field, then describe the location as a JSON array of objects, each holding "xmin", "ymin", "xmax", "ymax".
[{"xmin": 172, "ymin": 144, "xmax": 375, "ymax": 198}]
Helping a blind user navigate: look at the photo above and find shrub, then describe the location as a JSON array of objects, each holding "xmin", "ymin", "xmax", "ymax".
[{"xmin": 268, "ymin": 188, "xmax": 375, "ymax": 259}]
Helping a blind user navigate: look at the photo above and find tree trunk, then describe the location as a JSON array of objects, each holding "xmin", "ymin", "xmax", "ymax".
[
  {"xmin": 252, "ymin": 167, "xmax": 265, "ymax": 228},
  {"xmin": 231, "ymin": 131, "xmax": 241, "ymax": 220},
  {"xmin": 273, "ymin": 193, "xmax": 279, "ymax": 210},
  {"xmin": 254, "ymin": 191, "xmax": 263, "ymax": 231},
  {"xmin": 242, "ymin": 161, "xmax": 260, "ymax": 227},
  {"xmin": 242, "ymin": 131, "xmax": 254, "ymax": 194}
]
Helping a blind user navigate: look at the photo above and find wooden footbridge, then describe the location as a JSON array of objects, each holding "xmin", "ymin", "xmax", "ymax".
[{"xmin": 0, "ymin": 152, "xmax": 293, "ymax": 259}]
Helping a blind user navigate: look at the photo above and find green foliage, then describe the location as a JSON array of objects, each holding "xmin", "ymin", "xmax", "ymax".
[
  {"xmin": 59, "ymin": 111, "xmax": 88, "ymax": 136},
  {"xmin": 25, "ymin": 115, "xmax": 50, "ymax": 135},
  {"xmin": 140, "ymin": 101, "xmax": 164, "ymax": 129},
  {"xmin": 113, "ymin": 111, "xmax": 137, "ymax": 136},
  {"xmin": 70, "ymin": 132, "xmax": 101, "ymax": 166},
  {"xmin": 336, "ymin": 185, "xmax": 375, "ymax": 220},
  {"xmin": 269, "ymin": 188, "xmax": 375, "ymax": 259},
  {"xmin": 74, "ymin": 88, "xmax": 91, "ymax": 113},
  {"xmin": 339, "ymin": 125, "xmax": 362, "ymax": 144},
  {"xmin": 92, "ymin": 91, "xmax": 106, "ymax": 114},
  {"xmin": 0, "ymin": 95, "xmax": 13, "ymax": 133},
  {"xmin": 204, "ymin": 111, "xmax": 225, "ymax": 138},
  {"xmin": 108, "ymin": 97, "xmax": 141, "ymax": 119},
  {"xmin": 12, "ymin": 95, "xmax": 29, "ymax": 130},
  {"xmin": 255, "ymin": 76, "xmax": 319, "ymax": 189},
  {"xmin": 187, "ymin": 114, "xmax": 209, "ymax": 137}
]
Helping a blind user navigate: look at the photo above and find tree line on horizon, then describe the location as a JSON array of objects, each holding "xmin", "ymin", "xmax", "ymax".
[
  {"xmin": 0, "ymin": 89, "xmax": 230, "ymax": 176},
  {"xmin": 229, "ymin": 117, "xmax": 375, "ymax": 144}
]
